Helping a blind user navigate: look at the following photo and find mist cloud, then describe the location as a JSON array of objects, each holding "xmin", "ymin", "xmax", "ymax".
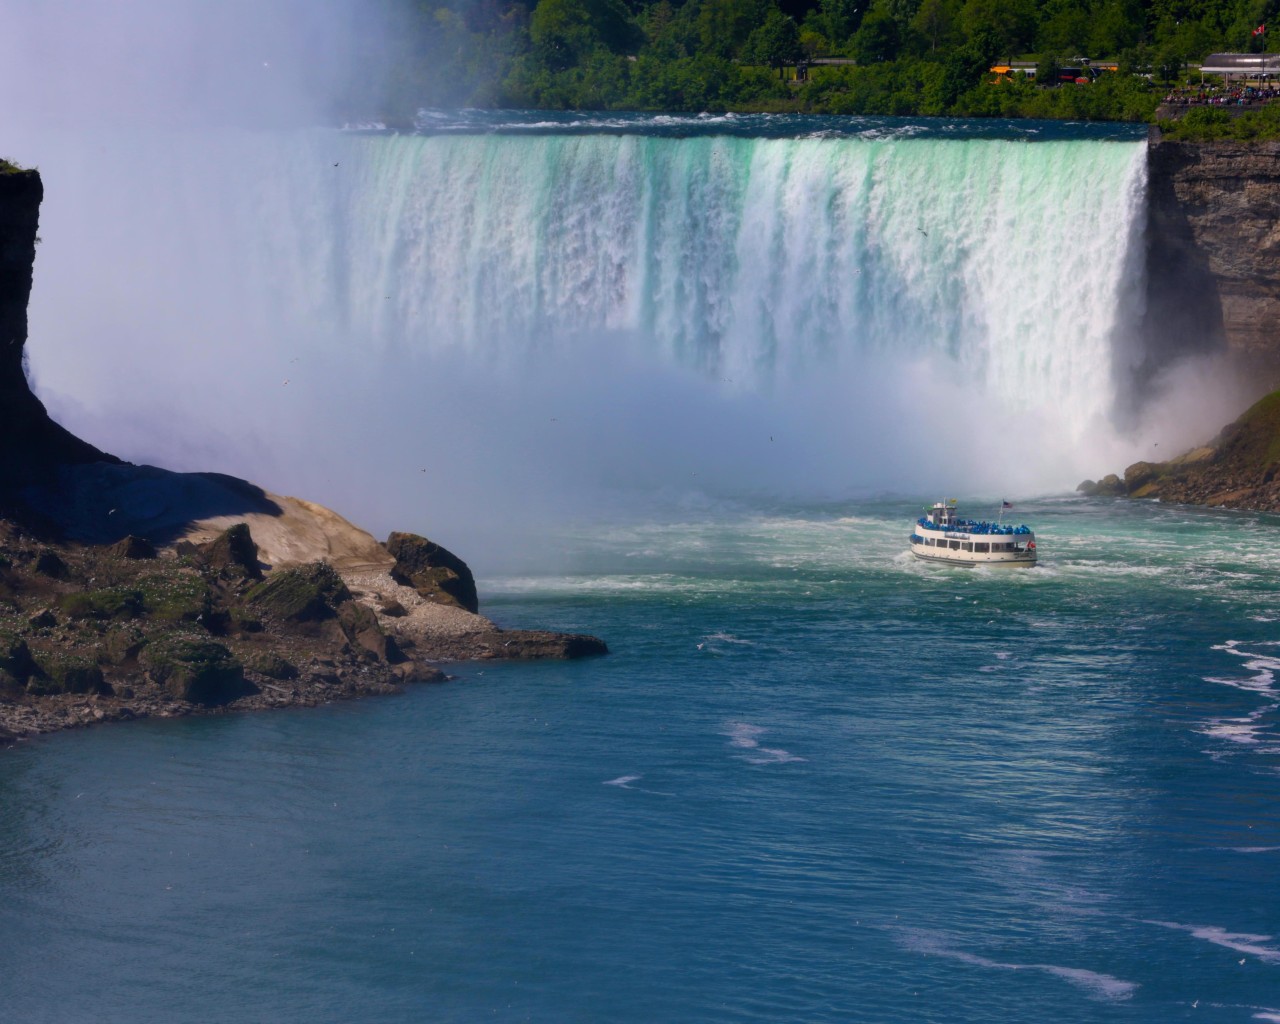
[{"xmin": 0, "ymin": 0, "xmax": 387, "ymax": 130}]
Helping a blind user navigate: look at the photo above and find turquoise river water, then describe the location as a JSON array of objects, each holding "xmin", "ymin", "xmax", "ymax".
[{"xmin": 4, "ymin": 494, "xmax": 1280, "ymax": 1022}]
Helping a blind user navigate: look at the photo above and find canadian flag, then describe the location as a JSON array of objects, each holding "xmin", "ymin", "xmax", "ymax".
[{"xmin": 1254, "ymin": 23, "xmax": 1266, "ymax": 35}]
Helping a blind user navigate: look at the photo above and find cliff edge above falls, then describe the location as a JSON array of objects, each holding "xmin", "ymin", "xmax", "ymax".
[
  {"xmin": 1145, "ymin": 133, "xmax": 1280, "ymax": 393},
  {"xmin": 0, "ymin": 166, "xmax": 605, "ymax": 744}
]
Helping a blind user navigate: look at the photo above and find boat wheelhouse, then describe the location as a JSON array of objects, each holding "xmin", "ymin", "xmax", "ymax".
[{"xmin": 909, "ymin": 500, "xmax": 1037, "ymax": 568}]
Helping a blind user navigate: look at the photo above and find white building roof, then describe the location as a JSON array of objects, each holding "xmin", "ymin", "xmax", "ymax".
[{"xmin": 1200, "ymin": 53, "xmax": 1280, "ymax": 75}]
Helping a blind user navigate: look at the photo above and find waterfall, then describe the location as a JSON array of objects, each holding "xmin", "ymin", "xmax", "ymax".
[
  {"xmin": 327, "ymin": 132, "xmax": 1149, "ymax": 425},
  {"xmin": 17, "ymin": 123, "xmax": 1162, "ymax": 554}
]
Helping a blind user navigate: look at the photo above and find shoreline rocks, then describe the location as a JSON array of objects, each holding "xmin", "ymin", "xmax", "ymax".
[
  {"xmin": 0, "ymin": 518, "xmax": 607, "ymax": 744},
  {"xmin": 1080, "ymin": 389, "xmax": 1280, "ymax": 513}
]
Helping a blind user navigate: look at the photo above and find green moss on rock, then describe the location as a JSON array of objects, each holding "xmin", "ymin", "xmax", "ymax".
[
  {"xmin": 247, "ymin": 562, "xmax": 351, "ymax": 622},
  {"xmin": 141, "ymin": 634, "xmax": 250, "ymax": 705},
  {"xmin": 58, "ymin": 587, "xmax": 144, "ymax": 621},
  {"xmin": 137, "ymin": 572, "xmax": 210, "ymax": 623},
  {"xmin": 28, "ymin": 655, "xmax": 105, "ymax": 696},
  {"xmin": 246, "ymin": 652, "xmax": 299, "ymax": 680}
]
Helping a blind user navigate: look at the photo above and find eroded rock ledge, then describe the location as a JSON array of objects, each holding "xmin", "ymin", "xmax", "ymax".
[
  {"xmin": 0, "ymin": 487, "xmax": 606, "ymax": 743},
  {"xmin": 0, "ymin": 166, "xmax": 605, "ymax": 743}
]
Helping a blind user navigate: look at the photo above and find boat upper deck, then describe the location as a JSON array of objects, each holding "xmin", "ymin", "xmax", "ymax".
[{"xmin": 915, "ymin": 517, "xmax": 1032, "ymax": 536}]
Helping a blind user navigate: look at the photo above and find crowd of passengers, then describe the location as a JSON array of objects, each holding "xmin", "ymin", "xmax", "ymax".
[
  {"xmin": 1163, "ymin": 84, "xmax": 1280, "ymax": 106},
  {"xmin": 917, "ymin": 518, "xmax": 1032, "ymax": 535}
]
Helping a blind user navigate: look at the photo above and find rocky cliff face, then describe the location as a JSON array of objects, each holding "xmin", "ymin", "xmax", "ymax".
[
  {"xmin": 0, "ymin": 168, "xmax": 111, "ymax": 494},
  {"xmin": 1145, "ymin": 134, "xmax": 1280, "ymax": 393}
]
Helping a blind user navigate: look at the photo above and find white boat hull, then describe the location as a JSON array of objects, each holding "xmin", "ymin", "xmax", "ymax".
[{"xmin": 910, "ymin": 543, "xmax": 1036, "ymax": 568}]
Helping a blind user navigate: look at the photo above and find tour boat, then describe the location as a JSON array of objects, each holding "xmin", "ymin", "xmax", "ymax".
[{"xmin": 909, "ymin": 499, "xmax": 1037, "ymax": 568}]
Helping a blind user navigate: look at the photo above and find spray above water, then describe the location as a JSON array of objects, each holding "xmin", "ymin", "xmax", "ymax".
[
  {"xmin": 0, "ymin": 3, "xmax": 1228, "ymax": 562},
  {"xmin": 16, "ymin": 125, "xmax": 1161, "ymax": 541}
]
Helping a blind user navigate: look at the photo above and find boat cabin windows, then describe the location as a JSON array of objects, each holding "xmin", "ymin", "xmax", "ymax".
[
  {"xmin": 962, "ymin": 542, "xmax": 973, "ymax": 552},
  {"xmin": 974, "ymin": 542, "xmax": 990, "ymax": 553},
  {"xmin": 949, "ymin": 540, "xmax": 961, "ymax": 550}
]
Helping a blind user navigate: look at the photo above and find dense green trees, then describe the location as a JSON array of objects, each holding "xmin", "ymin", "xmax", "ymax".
[{"xmin": 375, "ymin": 0, "xmax": 1280, "ymax": 121}]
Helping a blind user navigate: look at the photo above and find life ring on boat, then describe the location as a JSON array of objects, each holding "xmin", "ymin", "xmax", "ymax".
[{"xmin": 1028, "ymin": 541, "xmax": 1036, "ymax": 549}]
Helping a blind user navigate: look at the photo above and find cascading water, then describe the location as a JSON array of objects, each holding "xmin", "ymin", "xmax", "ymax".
[
  {"xmin": 335, "ymin": 129, "xmax": 1148, "ymax": 414},
  {"xmin": 17, "ymin": 116, "xmax": 1176, "ymax": 561}
]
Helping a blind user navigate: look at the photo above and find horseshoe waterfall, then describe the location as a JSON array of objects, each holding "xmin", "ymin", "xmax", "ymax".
[{"xmin": 18, "ymin": 119, "xmax": 1178, "ymax": 558}]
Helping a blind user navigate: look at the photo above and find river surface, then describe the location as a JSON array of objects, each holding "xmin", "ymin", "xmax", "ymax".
[{"xmin": 4, "ymin": 494, "xmax": 1280, "ymax": 1022}]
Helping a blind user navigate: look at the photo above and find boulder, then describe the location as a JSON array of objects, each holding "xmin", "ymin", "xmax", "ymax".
[
  {"xmin": 108, "ymin": 535, "xmax": 157, "ymax": 560},
  {"xmin": 0, "ymin": 667, "xmax": 21, "ymax": 695},
  {"xmin": 141, "ymin": 635, "xmax": 251, "ymax": 705},
  {"xmin": 27, "ymin": 657, "xmax": 105, "ymax": 696},
  {"xmin": 202, "ymin": 522, "xmax": 262, "ymax": 579},
  {"xmin": 1092, "ymin": 473, "xmax": 1127, "ymax": 496},
  {"xmin": 245, "ymin": 652, "xmax": 299, "ymax": 681},
  {"xmin": 0, "ymin": 636, "xmax": 37, "ymax": 682},
  {"xmin": 57, "ymin": 587, "xmax": 144, "ymax": 621},
  {"xmin": 337, "ymin": 600, "xmax": 403, "ymax": 662},
  {"xmin": 377, "ymin": 596, "xmax": 408, "ymax": 617},
  {"xmin": 34, "ymin": 549, "xmax": 67, "ymax": 578},
  {"xmin": 386, "ymin": 532, "xmax": 478, "ymax": 613},
  {"xmin": 247, "ymin": 562, "xmax": 351, "ymax": 623},
  {"xmin": 1124, "ymin": 461, "xmax": 1161, "ymax": 494},
  {"xmin": 27, "ymin": 608, "xmax": 56, "ymax": 629}
]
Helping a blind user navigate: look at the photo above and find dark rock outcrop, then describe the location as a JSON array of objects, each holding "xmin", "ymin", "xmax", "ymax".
[
  {"xmin": 141, "ymin": 634, "xmax": 252, "ymax": 705},
  {"xmin": 1076, "ymin": 473, "xmax": 1125, "ymax": 497},
  {"xmin": 247, "ymin": 562, "xmax": 352, "ymax": 623},
  {"xmin": 386, "ymin": 531, "xmax": 479, "ymax": 613},
  {"xmin": 109, "ymin": 535, "xmax": 157, "ymax": 560},
  {"xmin": 0, "ymin": 169, "xmax": 116, "ymax": 496},
  {"xmin": 201, "ymin": 523, "xmax": 262, "ymax": 579},
  {"xmin": 0, "ymin": 165, "xmax": 607, "ymax": 743}
]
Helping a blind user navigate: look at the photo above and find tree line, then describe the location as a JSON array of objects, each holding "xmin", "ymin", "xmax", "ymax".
[{"xmin": 376, "ymin": 0, "xmax": 1280, "ymax": 121}]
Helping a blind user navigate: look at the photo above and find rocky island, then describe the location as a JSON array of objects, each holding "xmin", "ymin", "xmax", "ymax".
[{"xmin": 0, "ymin": 165, "xmax": 605, "ymax": 744}]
